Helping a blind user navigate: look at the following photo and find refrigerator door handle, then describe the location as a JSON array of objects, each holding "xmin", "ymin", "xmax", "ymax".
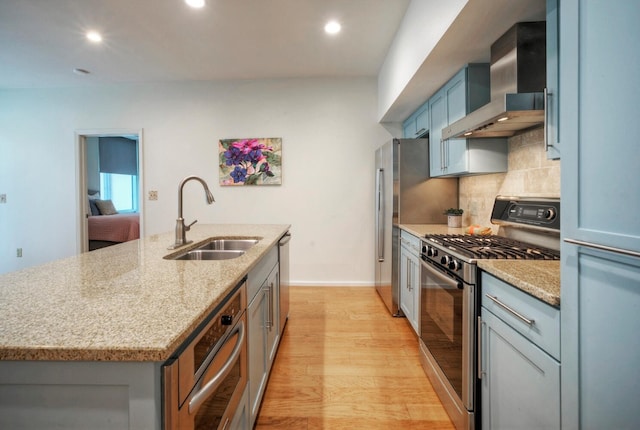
[{"xmin": 376, "ymin": 168, "xmax": 384, "ymax": 262}]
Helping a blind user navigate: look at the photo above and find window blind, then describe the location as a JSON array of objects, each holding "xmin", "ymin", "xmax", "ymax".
[{"xmin": 99, "ymin": 137, "xmax": 138, "ymax": 175}]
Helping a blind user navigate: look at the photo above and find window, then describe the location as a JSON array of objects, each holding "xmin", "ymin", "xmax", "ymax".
[{"xmin": 100, "ymin": 173, "xmax": 138, "ymax": 213}]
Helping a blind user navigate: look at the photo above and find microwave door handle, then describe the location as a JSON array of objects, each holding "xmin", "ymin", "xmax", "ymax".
[
  {"xmin": 188, "ymin": 321, "xmax": 245, "ymax": 414},
  {"xmin": 376, "ymin": 168, "xmax": 385, "ymax": 262}
]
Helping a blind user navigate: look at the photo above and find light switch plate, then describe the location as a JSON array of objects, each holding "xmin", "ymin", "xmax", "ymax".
[
  {"xmin": 148, "ymin": 190, "xmax": 158, "ymax": 201},
  {"xmin": 0, "ymin": 194, "xmax": 6, "ymax": 203}
]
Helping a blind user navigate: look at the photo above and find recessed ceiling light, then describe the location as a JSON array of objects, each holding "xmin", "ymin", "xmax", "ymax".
[
  {"xmin": 86, "ymin": 31, "xmax": 102, "ymax": 43},
  {"xmin": 324, "ymin": 20, "xmax": 341, "ymax": 35},
  {"xmin": 185, "ymin": 0, "xmax": 205, "ymax": 8},
  {"xmin": 497, "ymin": 116, "xmax": 509, "ymax": 122}
]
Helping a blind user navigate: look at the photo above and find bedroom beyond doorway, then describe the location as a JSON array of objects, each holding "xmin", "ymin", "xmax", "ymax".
[{"xmin": 76, "ymin": 130, "xmax": 144, "ymax": 253}]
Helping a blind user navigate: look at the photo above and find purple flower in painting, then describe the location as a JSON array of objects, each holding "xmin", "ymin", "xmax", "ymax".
[
  {"xmin": 224, "ymin": 146, "xmax": 244, "ymax": 166},
  {"xmin": 230, "ymin": 166, "xmax": 247, "ymax": 183}
]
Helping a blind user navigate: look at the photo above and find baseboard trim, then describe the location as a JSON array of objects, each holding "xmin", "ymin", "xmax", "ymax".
[{"xmin": 290, "ymin": 281, "xmax": 375, "ymax": 287}]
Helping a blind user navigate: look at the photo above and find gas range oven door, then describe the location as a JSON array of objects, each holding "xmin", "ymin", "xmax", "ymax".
[{"xmin": 419, "ymin": 257, "xmax": 476, "ymax": 429}]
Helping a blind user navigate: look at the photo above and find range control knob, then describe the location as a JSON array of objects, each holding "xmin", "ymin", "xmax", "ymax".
[
  {"xmin": 221, "ymin": 315, "xmax": 233, "ymax": 325},
  {"xmin": 427, "ymin": 247, "xmax": 438, "ymax": 258},
  {"xmin": 543, "ymin": 208, "xmax": 556, "ymax": 220},
  {"xmin": 448, "ymin": 259, "xmax": 461, "ymax": 271},
  {"xmin": 422, "ymin": 245, "xmax": 427, "ymax": 254},
  {"xmin": 441, "ymin": 255, "xmax": 451, "ymax": 266}
]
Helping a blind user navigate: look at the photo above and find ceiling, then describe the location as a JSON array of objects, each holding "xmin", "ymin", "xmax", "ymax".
[{"xmin": 0, "ymin": 0, "xmax": 411, "ymax": 89}]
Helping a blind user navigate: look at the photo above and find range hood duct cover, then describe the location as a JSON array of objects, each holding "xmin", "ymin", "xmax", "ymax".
[{"xmin": 443, "ymin": 22, "xmax": 546, "ymax": 139}]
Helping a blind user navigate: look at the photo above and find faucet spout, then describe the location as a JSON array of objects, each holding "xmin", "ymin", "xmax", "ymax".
[{"xmin": 168, "ymin": 176, "xmax": 215, "ymax": 249}]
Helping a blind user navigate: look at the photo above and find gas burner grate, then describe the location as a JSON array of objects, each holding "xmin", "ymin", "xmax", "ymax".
[{"xmin": 425, "ymin": 234, "xmax": 560, "ymax": 260}]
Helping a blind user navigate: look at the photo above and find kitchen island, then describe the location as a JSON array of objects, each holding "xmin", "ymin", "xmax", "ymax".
[{"xmin": 0, "ymin": 224, "xmax": 289, "ymax": 429}]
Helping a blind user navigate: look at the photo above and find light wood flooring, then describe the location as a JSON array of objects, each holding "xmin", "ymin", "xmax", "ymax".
[{"xmin": 255, "ymin": 286, "xmax": 455, "ymax": 429}]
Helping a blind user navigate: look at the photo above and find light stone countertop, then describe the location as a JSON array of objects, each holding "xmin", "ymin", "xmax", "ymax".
[
  {"xmin": 0, "ymin": 224, "xmax": 290, "ymax": 362},
  {"xmin": 399, "ymin": 224, "xmax": 560, "ymax": 307},
  {"xmin": 477, "ymin": 260, "xmax": 560, "ymax": 307}
]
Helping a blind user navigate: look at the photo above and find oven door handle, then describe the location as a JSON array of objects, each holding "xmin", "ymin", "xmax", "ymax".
[
  {"xmin": 188, "ymin": 320, "xmax": 245, "ymax": 414},
  {"xmin": 420, "ymin": 257, "xmax": 463, "ymax": 290}
]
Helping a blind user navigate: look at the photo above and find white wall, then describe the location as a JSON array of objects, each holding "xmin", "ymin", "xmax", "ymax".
[
  {"xmin": 377, "ymin": 0, "xmax": 466, "ymax": 121},
  {"xmin": 0, "ymin": 78, "xmax": 393, "ymax": 285}
]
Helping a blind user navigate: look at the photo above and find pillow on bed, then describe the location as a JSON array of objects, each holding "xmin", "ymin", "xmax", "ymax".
[
  {"xmin": 88, "ymin": 199, "xmax": 100, "ymax": 216},
  {"xmin": 95, "ymin": 199, "xmax": 118, "ymax": 215}
]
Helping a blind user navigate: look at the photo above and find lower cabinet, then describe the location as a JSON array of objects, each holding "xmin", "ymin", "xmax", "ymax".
[
  {"xmin": 400, "ymin": 230, "xmax": 420, "ymax": 334},
  {"xmin": 247, "ymin": 246, "xmax": 280, "ymax": 428},
  {"xmin": 480, "ymin": 272, "xmax": 560, "ymax": 430}
]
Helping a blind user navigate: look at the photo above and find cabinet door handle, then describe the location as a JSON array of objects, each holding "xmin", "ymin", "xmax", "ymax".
[
  {"xmin": 477, "ymin": 316, "xmax": 485, "ymax": 379},
  {"xmin": 415, "ymin": 127, "xmax": 426, "ymax": 137},
  {"xmin": 485, "ymin": 294, "xmax": 535, "ymax": 326},
  {"xmin": 268, "ymin": 283, "xmax": 274, "ymax": 330},
  {"xmin": 564, "ymin": 238, "xmax": 640, "ymax": 259}
]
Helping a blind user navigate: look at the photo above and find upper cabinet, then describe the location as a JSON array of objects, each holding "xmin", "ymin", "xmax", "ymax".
[
  {"xmin": 403, "ymin": 100, "xmax": 429, "ymax": 138},
  {"xmin": 560, "ymin": 0, "xmax": 640, "ymax": 254},
  {"xmin": 428, "ymin": 65, "xmax": 508, "ymax": 177}
]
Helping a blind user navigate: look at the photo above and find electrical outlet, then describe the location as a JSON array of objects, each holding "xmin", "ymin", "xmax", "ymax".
[
  {"xmin": 17, "ymin": 248, "xmax": 22, "ymax": 258},
  {"xmin": 0, "ymin": 194, "xmax": 6, "ymax": 203},
  {"xmin": 148, "ymin": 190, "xmax": 158, "ymax": 201}
]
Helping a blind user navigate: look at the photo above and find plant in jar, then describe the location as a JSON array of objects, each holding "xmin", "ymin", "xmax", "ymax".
[{"xmin": 443, "ymin": 208, "xmax": 464, "ymax": 228}]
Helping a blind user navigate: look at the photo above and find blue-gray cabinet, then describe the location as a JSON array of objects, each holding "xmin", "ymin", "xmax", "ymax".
[
  {"xmin": 428, "ymin": 65, "xmax": 508, "ymax": 177},
  {"xmin": 480, "ymin": 272, "xmax": 560, "ymax": 430},
  {"xmin": 403, "ymin": 101, "xmax": 429, "ymax": 138},
  {"xmin": 247, "ymin": 246, "xmax": 280, "ymax": 428},
  {"xmin": 428, "ymin": 86, "xmax": 447, "ymax": 174},
  {"xmin": 560, "ymin": 0, "xmax": 640, "ymax": 428},
  {"xmin": 399, "ymin": 230, "xmax": 420, "ymax": 334}
]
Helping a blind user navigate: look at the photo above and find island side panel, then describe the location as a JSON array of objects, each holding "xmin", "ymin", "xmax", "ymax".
[{"xmin": 0, "ymin": 361, "xmax": 163, "ymax": 430}]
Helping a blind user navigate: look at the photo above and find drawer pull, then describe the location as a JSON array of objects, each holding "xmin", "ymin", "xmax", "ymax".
[{"xmin": 485, "ymin": 294, "xmax": 535, "ymax": 326}]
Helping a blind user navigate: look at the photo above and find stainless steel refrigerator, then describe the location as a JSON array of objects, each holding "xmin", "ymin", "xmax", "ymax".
[{"xmin": 374, "ymin": 138, "xmax": 458, "ymax": 316}]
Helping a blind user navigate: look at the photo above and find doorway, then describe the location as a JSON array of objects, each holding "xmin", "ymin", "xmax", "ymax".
[{"xmin": 76, "ymin": 129, "xmax": 144, "ymax": 253}]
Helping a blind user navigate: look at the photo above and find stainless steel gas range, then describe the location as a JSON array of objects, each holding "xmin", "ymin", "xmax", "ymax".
[{"xmin": 418, "ymin": 196, "xmax": 560, "ymax": 430}]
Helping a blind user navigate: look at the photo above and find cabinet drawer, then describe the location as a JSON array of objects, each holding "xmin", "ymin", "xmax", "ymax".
[
  {"xmin": 400, "ymin": 230, "xmax": 421, "ymax": 254},
  {"xmin": 481, "ymin": 272, "xmax": 560, "ymax": 360},
  {"xmin": 247, "ymin": 246, "xmax": 278, "ymax": 302}
]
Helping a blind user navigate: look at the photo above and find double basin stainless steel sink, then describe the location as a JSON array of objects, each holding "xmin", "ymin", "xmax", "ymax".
[{"xmin": 166, "ymin": 238, "xmax": 259, "ymax": 260}]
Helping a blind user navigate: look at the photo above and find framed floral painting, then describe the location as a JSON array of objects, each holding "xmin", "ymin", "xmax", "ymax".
[{"xmin": 218, "ymin": 138, "xmax": 282, "ymax": 186}]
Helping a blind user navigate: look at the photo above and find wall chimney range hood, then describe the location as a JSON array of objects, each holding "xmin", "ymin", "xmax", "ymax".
[{"xmin": 443, "ymin": 22, "xmax": 546, "ymax": 139}]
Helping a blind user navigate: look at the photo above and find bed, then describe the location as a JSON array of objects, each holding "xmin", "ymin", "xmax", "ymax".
[
  {"xmin": 88, "ymin": 213, "xmax": 140, "ymax": 250},
  {"xmin": 87, "ymin": 196, "xmax": 140, "ymax": 250}
]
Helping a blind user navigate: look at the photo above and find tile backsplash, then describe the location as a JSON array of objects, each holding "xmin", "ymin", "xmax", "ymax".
[{"xmin": 459, "ymin": 127, "xmax": 560, "ymax": 231}]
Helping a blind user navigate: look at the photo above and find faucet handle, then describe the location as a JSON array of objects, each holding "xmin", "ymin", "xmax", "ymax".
[{"xmin": 185, "ymin": 219, "xmax": 198, "ymax": 231}]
